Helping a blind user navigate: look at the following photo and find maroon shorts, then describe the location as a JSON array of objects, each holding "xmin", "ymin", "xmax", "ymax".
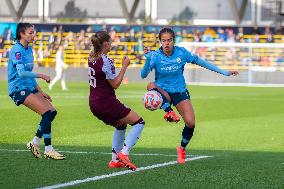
[{"xmin": 89, "ymin": 97, "xmax": 131, "ymax": 126}]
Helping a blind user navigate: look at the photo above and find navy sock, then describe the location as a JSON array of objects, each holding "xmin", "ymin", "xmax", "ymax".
[
  {"xmin": 152, "ymin": 88, "xmax": 172, "ymax": 112},
  {"xmin": 181, "ymin": 126, "xmax": 195, "ymax": 148},
  {"xmin": 35, "ymin": 125, "xmax": 43, "ymax": 138},
  {"xmin": 40, "ymin": 110, "xmax": 57, "ymax": 146},
  {"xmin": 44, "ymin": 138, "xmax": 51, "ymax": 146}
]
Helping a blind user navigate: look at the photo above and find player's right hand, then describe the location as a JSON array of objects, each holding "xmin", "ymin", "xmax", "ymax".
[
  {"xmin": 122, "ymin": 56, "xmax": 130, "ymax": 67},
  {"xmin": 41, "ymin": 74, "xmax": 51, "ymax": 83},
  {"xmin": 229, "ymin": 71, "xmax": 239, "ymax": 76},
  {"xmin": 144, "ymin": 47, "xmax": 150, "ymax": 54}
]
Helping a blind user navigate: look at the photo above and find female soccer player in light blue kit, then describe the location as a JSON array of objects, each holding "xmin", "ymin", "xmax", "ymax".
[
  {"xmin": 141, "ymin": 28, "xmax": 238, "ymax": 164},
  {"xmin": 8, "ymin": 23, "xmax": 65, "ymax": 160}
]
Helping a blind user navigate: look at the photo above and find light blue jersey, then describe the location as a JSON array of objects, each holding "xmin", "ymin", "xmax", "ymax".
[
  {"xmin": 8, "ymin": 41, "xmax": 37, "ymax": 95},
  {"xmin": 141, "ymin": 46, "xmax": 230, "ymax": 93}
]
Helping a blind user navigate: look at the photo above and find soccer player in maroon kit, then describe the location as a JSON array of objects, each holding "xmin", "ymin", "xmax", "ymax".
[{"xmin": 88, "ymin": 31, "xmax": 145, "ymax": 171}]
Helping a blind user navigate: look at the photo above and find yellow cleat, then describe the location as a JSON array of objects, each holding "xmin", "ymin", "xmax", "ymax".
[
  {"xmin": 44, "ymin": 149, "xmax": 65, "ymax": 160},
  {"xmin": 27, "ymin": 141, "xmax": 41, "ymax": 158}
]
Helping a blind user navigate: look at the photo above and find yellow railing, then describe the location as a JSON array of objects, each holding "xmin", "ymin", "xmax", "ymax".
[{"xmin": 0, "ymin": 32, "xmax": 283, "ymax": 68}]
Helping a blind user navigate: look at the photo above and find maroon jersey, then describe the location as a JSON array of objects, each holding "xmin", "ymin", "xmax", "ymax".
[
  {"xmin": 88, "ymin": 54, "xmax": 131, "ymax": 125},
  {"xmin": 88, "ymin": 54, "xmax": 117, "ymax": 101}
]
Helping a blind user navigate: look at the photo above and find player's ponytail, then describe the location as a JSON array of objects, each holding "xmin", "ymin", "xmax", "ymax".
[
  {"xmin": 15, "ymin": 22, "xmax": 34, "ymax": 40},
  {"xmin": 90, "ymin": 31, "xmax": 110, "ymax": 60}
]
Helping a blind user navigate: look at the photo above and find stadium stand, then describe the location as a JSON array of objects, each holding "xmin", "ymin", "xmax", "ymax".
[{"xmin": 0, "ymin": 24, "xmax": 283, "ymax": 69}]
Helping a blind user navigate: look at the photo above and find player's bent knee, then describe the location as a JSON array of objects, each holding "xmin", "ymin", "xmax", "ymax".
[
  {"xmin": 131, "ymin": 117, "xmax": 145, "ymax": 126},
  {"xmin": 117, "ymin": 124, "xmax": 127, "ymax": 130},
  {"xmin": 41, "ymin": 110, "xmax": 53, "ymax": 133},
  {"xmin": 185, "ymin": 122, "xmax": 195, "ymax": 128},
  {"xmin": 147, "ymin": 82, "xmax": 156, "ymax": 91},
  {"xmin": 42, "ymin": 110, "xmax": 52, "ymax": 119}
]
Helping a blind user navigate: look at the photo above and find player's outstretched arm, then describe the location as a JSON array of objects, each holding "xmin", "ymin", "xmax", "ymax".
[{"xmin": 194, "ymin": 56, "xmax": 237, "ymax": 76}]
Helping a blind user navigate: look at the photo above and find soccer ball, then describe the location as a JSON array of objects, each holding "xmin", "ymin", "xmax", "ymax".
[{"xmin": 143, "ymin": 90, "xmax": 163, "ymax": 111}]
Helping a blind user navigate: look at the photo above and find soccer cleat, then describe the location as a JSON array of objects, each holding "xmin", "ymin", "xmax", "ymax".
[
  {"xmin": 44, "ymin": 149, "xmax": 65, "ymax": 160},
  {"xmin": 27, "ymin": 141, "xmax": 41, "ymax": 158},
  {"xmin": 176, "ymin": 146, "xmax": 186, "ymax": 164},
  {"xmin": 108, "ymin": 160, "xmax": 126, "ymax": 169},
  {"xmin": 164, "ymin": 110, "xmax": 181, "ymax": 123},
  {"xmin": 117, "ymin": 152, "xmax": 137, "ymax": 171}
]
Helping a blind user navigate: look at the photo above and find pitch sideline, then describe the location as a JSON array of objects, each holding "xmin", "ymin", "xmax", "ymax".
[
  {"xmin": 0, "ymin": 148, "xmax": 201, "ymax": 157},
  {"xmin": 37, "ymin": 155, "xmax": 211, "ymax": 189}
]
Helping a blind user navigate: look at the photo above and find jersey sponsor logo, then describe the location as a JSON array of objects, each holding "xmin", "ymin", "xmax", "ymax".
[
  {"xmin": 161, "ymin": 65, "xmax": 179, "ymax": 72},
  {"xmin": 15, "ymin": 52, "xmax": 21, "ymax": 60}
]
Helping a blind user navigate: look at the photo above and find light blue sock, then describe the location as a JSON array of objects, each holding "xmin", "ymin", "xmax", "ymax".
[
  {"xmin": 112, "ymin": 126, "xmax": 126, "ymax": 161},
  {"xmin": 122, "ymin": 120, "xmax": 145, "ymax": 154},
  {"xmin": 112, "ymin": 127, "xmax": 126, "ymax": 153},
  {"xmin": 161, "ymin": 102, "xmax": 172, "ymax": 112}
]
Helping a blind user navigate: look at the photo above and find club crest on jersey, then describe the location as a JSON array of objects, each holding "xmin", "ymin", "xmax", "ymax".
[
  {"xmin": 176, "ymin": 57, "xmax": 181, "ymax": 63},
  {"xmin": 15, "ymin": 52, "xmax": 21, "ymax": 60},
  {"xmin": 20, "ymin": 90, "xmax": 25, "ymax": 96}
]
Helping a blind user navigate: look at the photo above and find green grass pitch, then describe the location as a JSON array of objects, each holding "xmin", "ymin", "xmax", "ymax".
[{"xmin": 0, "ymin": 81, "xmax": 283, "ymax": 188}]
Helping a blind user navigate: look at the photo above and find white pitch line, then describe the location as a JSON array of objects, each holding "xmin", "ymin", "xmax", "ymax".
[
  {"xmin": 37, "ymin": 155, "xmax": 211, "ymax": 189},
  {"xmin": 59, "ymin": 150, "xmax": 179, "ymax": 157},
  {"xmin": 0, "ymin": 149, "xmax": 28, "ymax": 152},
  {"xmin": 0, "ymin": 148, "xmax": 188, "ymax": 157}
]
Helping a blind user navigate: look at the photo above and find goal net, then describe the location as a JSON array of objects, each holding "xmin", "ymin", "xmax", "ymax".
[{"xmin": 178, "ymin": 42, "xmax": 284, "ymax": 86}]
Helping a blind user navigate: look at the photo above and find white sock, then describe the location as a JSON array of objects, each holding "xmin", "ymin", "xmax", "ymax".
[
  {"xmin": 45, "ymin": 145, "xmax": 53, "ymax": 152},
  {"xmin": 112, "ymin": 152, "xmax": 119, "ymax": 162},
  {"xmin": 121, "ymin": 146, "xmax": 130, "ymax": 155},
  {"xmin": 121, "ymin": 122, "xmax": 144, "ymax": 155},
  {"xmin": 32, "ymin": 136, "xmax": 41, "ymax": 146},
  {"xmin": 112, "ymin": 127, "xmax": 126, "ymax": 161}
]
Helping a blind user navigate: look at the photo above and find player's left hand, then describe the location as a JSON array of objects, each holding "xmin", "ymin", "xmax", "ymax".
[
  {"xmin": 229, "ymin": 71, "xmax": 239, "ymax": 76},
  {"xmin": 122, "ymin": 56, "xmax": 130, "ymax": 68},
  {"xmin": 41, "ymin": 92, "xmax": 52, "ymax": 102},
  {"xmin": 144, "ymin": 47, "xmax": 150, "ymax": 54}
]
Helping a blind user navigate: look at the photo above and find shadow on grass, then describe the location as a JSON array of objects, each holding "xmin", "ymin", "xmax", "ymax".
[{"xmin": 0, "ymin": 144, "xmax": 283, "ymax": 189}]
